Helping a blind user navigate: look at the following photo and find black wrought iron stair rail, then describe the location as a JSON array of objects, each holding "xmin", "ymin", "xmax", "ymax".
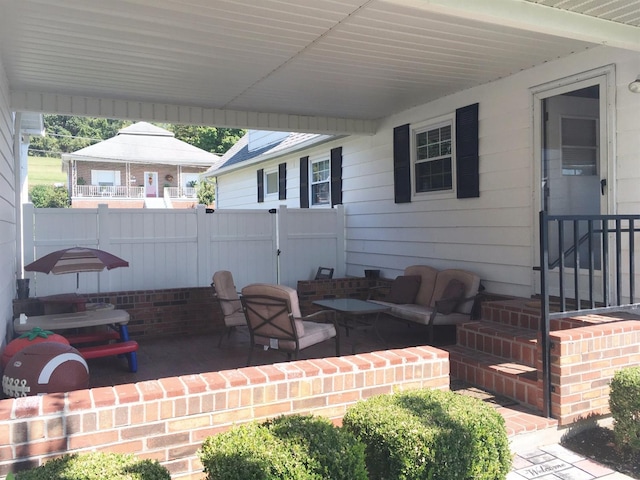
[{"xmin": 539, "ymin": 211, "xmax": 640, "ymax": 418}]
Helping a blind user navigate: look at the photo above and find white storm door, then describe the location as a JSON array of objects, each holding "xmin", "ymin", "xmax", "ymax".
[{"xmin": 533, "ymin": 68, "xmax": 614, "ymax": 299}]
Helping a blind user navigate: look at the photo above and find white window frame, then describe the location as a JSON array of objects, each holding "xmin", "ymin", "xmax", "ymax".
[
  {"xmin": 90, "ymin": 170, "xmax": 120, "ymax": 186},
  {"xmin": 310, "ymin": 157, "xmax": 331, "ymax": 207},
  {"xmin": 182, "ymin": 172, "xmax": 199, "ymax": 188},
  {"xmin": 265, "ymin": 168, "xmax": 279, "ymax": 197},
  {"xmin": 411, "ymin": 114, "xmax": 456, "ymax": 199},
  {"xmin": 560, "ymin": 115, "xmax": 599, "ymax": 176}
]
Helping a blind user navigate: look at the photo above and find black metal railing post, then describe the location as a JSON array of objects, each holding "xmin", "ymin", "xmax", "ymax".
[{"xmin": 539, "ymin": 210, "xmax": 551, "ymax": 418}]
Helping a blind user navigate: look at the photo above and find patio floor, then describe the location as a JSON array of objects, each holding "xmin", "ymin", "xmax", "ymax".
[
  {"xmin": 85, "ymin": 319, "xmax": 559, "ymax": 441},
  {"xmin": 86, "ymin": 318, "xmax": 453, "ymax": 388}
]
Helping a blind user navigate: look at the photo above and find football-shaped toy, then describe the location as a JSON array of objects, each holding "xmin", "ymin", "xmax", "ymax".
[
  {"xmin": 2, "ymin": 328, "xmax": 69, "ymax": 369},
  {"xmin": 2, "ymin": 342, "xmax": 89, "ymax": 397}
]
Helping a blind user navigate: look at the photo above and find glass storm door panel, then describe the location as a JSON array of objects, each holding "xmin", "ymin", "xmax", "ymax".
[
  {"xmin": 533, "ymin": 70, "xmax": 612, "ymax": 299},
  {"xmin": 542, "ymin": 84, "xmax": 603, "ymax": 269}
]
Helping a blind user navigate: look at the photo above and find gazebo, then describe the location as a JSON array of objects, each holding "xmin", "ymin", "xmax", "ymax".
[{"xmin": 62, "ymin": 122, "xmax": 222, "ymax": 208}]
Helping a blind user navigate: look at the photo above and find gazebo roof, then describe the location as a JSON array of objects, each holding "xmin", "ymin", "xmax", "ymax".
[{"xmin": 62, "ymin": 122, "xmax": 220, "ymax": 167}]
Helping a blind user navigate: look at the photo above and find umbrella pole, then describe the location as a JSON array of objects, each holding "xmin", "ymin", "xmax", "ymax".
[{"xmin": 76, "ymin": 272, "xmax": 79, "ymax": 292}]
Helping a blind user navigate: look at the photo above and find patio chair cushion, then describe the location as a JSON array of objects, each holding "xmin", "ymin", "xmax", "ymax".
[
  {"xmin": 386, "ymin": 275, "xmax": 422, "ymax": 304},
  {"xmin": 241, "ymin": 283, "xmax": 304, "ymax": 336},
  {"xmin": 212, "ymin": 270, "xmax": 241, "ymax": 316},
  {"xmin": 253, "ymin": 320, "xmax": 336, "ymax": 351}
]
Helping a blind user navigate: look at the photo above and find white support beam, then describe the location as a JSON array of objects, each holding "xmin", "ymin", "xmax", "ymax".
[
  {"xmin": 9, "ymin": 91, "xmax": 378, "ymax": 136},
  {"xmin": 386, "ymin": 0, "xmax": 640, "ymax": 52}
]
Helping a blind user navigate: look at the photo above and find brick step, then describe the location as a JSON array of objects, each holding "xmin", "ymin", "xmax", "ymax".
[
  {"xmin": 444, "ymin": 344, "xmax": 542, "ymax": 412},
  {"xmin": 479, "ymin": 298, "xmax": 603, "ymax": 332},
  {"xmin": 480, "ymin": 299, "xmax": 541, "ymax": 330},
  {"xmin": 458, "ymin": 321, "xmax": 538, "ymax": 368}
]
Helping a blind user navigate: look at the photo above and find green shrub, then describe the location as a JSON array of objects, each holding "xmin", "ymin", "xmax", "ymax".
[
  {"xmin": 199, "ymin": 422, "xmax": 316, "ymax": 480},
  {"xmin": 264, "ymin": 415, "xmax": 367, "ymax": 480},
  {"xmin": 342, "ymin": 389, "xmax": 512, "ymax": 480},
  {"xmin": 14, "ymin": 452, "xmax": 170, "ymax": 480},
  {"xmin": 610, "ymin": 366, "xmax": 640, "ymax": 451},
  {"xmin": 198, "ymin": 415, "xmax": 367, "ymax": 480},
  {"xmin": 29, "ymin": 184, "xmax": 69, "ymax": 208}
]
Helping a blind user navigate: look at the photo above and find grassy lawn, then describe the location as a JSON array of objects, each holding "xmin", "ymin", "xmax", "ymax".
[{"xmin": 28, "ymin": 155, "xmax": 66, "ymax": 188}]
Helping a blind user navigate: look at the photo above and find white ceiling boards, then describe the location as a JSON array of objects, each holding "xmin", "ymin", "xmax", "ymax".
[{"xmin": 1, "ymin": 0, "xmax": 639, "ymax": 134}]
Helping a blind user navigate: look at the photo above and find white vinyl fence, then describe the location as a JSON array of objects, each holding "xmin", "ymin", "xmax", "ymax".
[{"xmin": 22, "ymin": 204, "xmax": 345, "ymax": 296}]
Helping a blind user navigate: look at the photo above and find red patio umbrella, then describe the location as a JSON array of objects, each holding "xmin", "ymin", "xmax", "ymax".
[{"xmin": 24, "ymin": 247, "xmax": 129, "ymax": 290}]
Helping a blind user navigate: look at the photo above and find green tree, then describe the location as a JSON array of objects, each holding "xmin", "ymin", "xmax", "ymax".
[
  {"xmin": 196, "ymin": 179, "xmax": 216, "ymax": 206},
  {"xmin": 29, "ymin": 115, "xmax": 130, "ymax": 157},
  {"xmin": 168, "ymin": 124, "xmax": 244, "ymax": 155},
  {"xmin": 29, "ymin": 115, "xmax": 242, "ymax": 157},
  {"xmin": 29, "ymin": 185, "xmax": 70, "ymax": 208}
]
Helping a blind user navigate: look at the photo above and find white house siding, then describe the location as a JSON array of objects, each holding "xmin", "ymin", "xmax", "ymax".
[
  {"xmin": 215, "ymin": 46, "xmax": 640, "ymax": 298},
  {"xmin": 0, "ymin": 59, "xmax": 15, "ymax": 348}
]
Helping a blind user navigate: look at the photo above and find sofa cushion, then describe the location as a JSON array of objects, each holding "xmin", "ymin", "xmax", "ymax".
[
  {"xmin": 387, "ymin": 275, "xmax": 421, "ymax": 304},
  {"xmin": 436, "ymin": 278, "xmax": 467, "ymax": 315},
  {"xmin": 430, "ymin": 269, "xmax": 481, "ymax": 314},
  {"xmin": 371, "ymin": 301, "xmax": 471, "ymax": 326},
  {"xmin": 404, "ymin": 265, "xmax": 439, "ymax": 306}
]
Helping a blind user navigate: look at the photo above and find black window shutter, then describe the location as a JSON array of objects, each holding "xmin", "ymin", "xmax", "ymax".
[
  {"xmin": 257, "ymin": 169, "xmax": 264, "ymax": 203},
  {"xmin": 456, "ymin": 103, "xmax": 479, "ymax": 198},
  {"xmin": 278, "ymin": 163, "xmax": 286, "ymax": 200},
  {"xmin": 299, "ymin": 156, "xmax": 309, "ymax": 208},
  {"xmin": 330, "ymin": 147, "xmax": 342, "ymax": 207},
  {"xmin": 393, "ymin": 124, "xmax": 411, "ymax": 203}
]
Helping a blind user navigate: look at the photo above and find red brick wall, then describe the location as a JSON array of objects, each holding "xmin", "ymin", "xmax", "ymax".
[
  {"xmin": 550, "ymin": 320, "xmax": 640, "ymax": 425},
  {"xmin": 0, "ymin": 347, "xmax": 449, "ymax": 479},
  {"xmin": 297, "ymin": 277, "xmax": 382, "ymax": 313},
  {"xmin": 13, "ymin": 287, "xmax": 220, "ymax": 339}
]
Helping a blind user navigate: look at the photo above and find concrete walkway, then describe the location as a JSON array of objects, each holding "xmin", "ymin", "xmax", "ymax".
[{"xmin": 509, "ymin": 443, "xmax": 633, "ymax": 479}]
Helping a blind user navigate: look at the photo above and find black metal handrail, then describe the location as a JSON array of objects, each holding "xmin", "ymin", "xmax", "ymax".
[{"xmin": 539, "ymin": 211, "xmax": 640, "ymax": 417}]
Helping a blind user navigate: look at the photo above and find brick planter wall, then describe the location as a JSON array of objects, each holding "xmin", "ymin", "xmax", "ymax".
[
  {"xmin": 0, "ymin": 347, "xmax": 449, "ymax": 479},
  {"xmin": 550, "ymin": 320, "xmax": 640, "ymax": 425}
]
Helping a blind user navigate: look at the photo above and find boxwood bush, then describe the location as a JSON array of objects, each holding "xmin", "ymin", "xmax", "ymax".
[
  {"xmin": 342, "ymin": 388, "xmax": 511, "ymax": 480},
  {"xmin": 610, "ymin": 366, "xmax": 640, "ymax": 451},
  {"xmin": 14, "ymin": 452, "xmax": 170, "ymax": 480},
  {"xmin": 199, "ymin": 414, "xmax": 367, "ymax": 480}
]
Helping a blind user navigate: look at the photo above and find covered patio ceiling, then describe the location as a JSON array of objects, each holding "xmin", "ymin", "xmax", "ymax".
[{"xmin": 1, "ymin": 0, "xmax": 639, "ymax": 135}]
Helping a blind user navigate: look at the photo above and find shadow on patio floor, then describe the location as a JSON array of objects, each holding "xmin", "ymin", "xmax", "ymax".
[{"xmin": 87, "ymin": 318, "xmax": 455, "ymax": 389}]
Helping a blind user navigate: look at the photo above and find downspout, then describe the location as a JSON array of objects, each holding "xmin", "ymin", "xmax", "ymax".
[{"xmin": 13, "ymin": 112, "xmax": 24, "ymax": 281}]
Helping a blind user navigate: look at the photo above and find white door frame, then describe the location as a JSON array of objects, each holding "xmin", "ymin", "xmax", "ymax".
[{"xmin": 530, "ymin": 65, "xmax": 616, "ymax": 296}]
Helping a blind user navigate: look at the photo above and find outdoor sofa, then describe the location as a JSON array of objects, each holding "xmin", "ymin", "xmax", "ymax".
[{"xmin": 369, "ymin": 265, "xmax": 481, "ymax": 342}]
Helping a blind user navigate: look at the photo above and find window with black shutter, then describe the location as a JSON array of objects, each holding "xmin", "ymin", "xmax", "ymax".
[{"xmin": 393, "ymin": 103, "xmax": 479, "ymax": 201}]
